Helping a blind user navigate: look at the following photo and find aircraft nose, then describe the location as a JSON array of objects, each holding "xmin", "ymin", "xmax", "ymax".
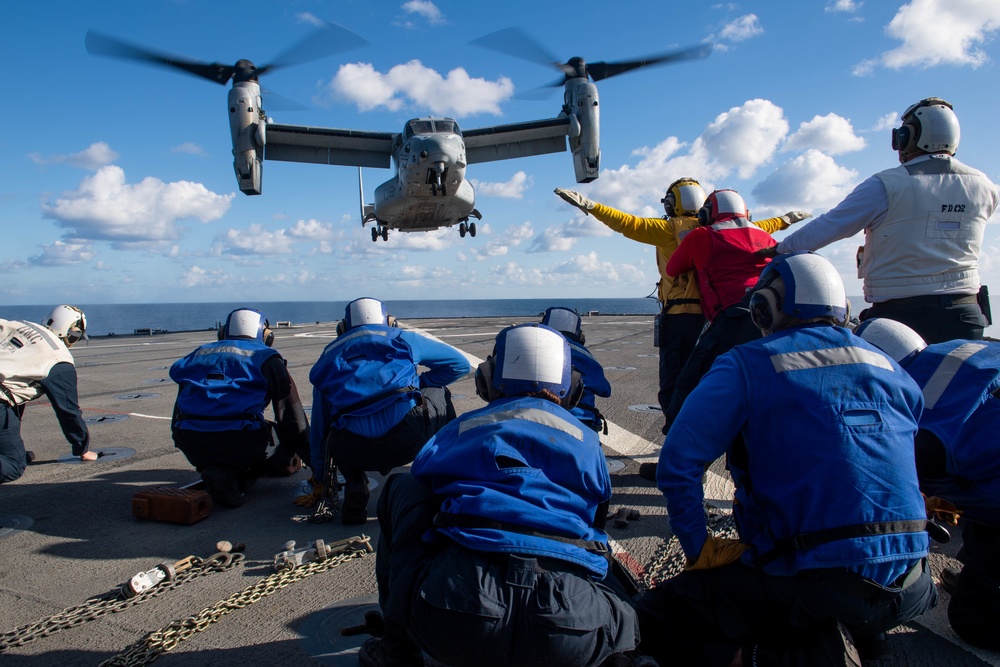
[{"xmin": 415, "ymin": 136, "xmax": 454, "ymax": 165}]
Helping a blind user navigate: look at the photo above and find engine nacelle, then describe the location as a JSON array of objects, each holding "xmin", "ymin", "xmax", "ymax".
[
  {"xmin": 228, "ymin": 81, "xmax": 264, "ymax": 195},
  {"xmin": 565, "ymin": 79, "xmax": 600, "ymax": 183}
]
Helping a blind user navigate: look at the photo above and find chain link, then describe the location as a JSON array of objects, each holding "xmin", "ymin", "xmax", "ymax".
[
  {"xmin": 101, "ymin": 536, "xmax": 373, "ymax": 667},
  {"xmin": 0, "ymin": 553, "xmax": 244, "ymax": 653},
  {"xmin": 642, "ymin": 505, "xmax": 737, "ymax": 589}
]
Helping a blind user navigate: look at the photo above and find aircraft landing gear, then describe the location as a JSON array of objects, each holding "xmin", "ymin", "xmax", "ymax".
[
  {"xmin": 458, "ymin": 221, "xmax": 477, "ymax": 239},
  {"xmin": 371, "ymin": 225, "xmax": 389, "ymax": 242},
  {"xmin": 372, "ymin": 227, "xmax": 378, "ymax": 242}
]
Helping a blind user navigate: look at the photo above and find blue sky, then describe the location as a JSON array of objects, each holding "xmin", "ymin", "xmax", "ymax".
[{"xmin": 3, "ymin": 0, "xmax": 1000, "ymax": 309}]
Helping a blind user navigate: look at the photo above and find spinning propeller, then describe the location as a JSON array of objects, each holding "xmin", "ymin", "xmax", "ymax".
[
  {"xmin": 471, "ymin": 27, "xmax": 712, "ymax": 88},
  {"xmin": 84, "ymin": 21, "xmax": 368, "ymax": 85}
]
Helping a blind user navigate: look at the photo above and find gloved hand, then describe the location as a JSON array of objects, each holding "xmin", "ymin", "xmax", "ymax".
[
  {"xmin": 780, "ymin": 210, "xmax": 811, "ymax": 225},
  {"xmin": 756, "ymin": 244, "xmax": 780, "ymax": 259},
  {"xmin": 554, "ymin": 188, "xmax": 596, "ymax": 215},
  {"xmin": 684, "ymin": 536, "xmax": 747, "ymax": 571},
  {"xmin": 924, "ymin": 495, "xmax": 961, "ymax": 526},
  {"xmin": 293, "ymin": 476, "xmax": 324, "ymax": 508}
]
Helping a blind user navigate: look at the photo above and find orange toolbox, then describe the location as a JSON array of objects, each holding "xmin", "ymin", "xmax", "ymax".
[{"xmin": 132, "ymin": 482, "xmax": 212, "ymax": 525}]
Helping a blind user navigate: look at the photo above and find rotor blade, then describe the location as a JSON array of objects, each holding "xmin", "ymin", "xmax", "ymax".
[
  {"xmin": 260, "ymin": 21, "xmax": 370, "ymax": 75},
  {"xmin": 470, "ymin": 27, "xmax": 562, "ymax": 70},
  {"xmin": 587, "ymin": 43, "xmax": 713, "ymax": 82},
  {"xmin": 84, "ymin": 30, "xmax": 234, "ymax": 85}
]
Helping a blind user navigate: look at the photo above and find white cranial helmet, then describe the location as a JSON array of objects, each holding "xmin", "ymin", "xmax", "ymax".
[
  {"xmin": 892, "ymin": 97, "xmax": 960, "ymax": 156},
  {"xmin": 748, "ymin": 252, "xmax": 848, "ymax": 335},
  {"xmin": 45, "ymin": 305, "xmax": 87, "ymax": 346},
  {"xmin": 854, "ymin": 318, "xmax": 927, "ymax": 367}
]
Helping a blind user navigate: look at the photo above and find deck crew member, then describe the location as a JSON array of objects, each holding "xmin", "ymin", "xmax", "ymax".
[
  {"xmin": 760, "ymin": 97, "xmax": 999, "ymax": 343},
  {"xmin": 540, "ymin": 306, "xmax": 611, "ymax": 434},
  {"xmin": 170, "ymin": 307, "xmax": 310, "ymax": 507},
  {"xmin": 361, "ymin": 323, "xmax": 639, "ymax": 667},
  {"xmin": 301, "ymin": 297, "xmax": 469, "ymax": 524},
  {"xmin": 857, "ymin": 317, "xmax": 1000, "ymax": 650},
  {"xmin": 636, "ymin": 252, "xmax": 936, "ymax": 666},
  {"xmin": 555, "ymin": 180, "xmax": 807, "ymax": 429},
  {"xmin": 1, "ymin": 305, "xmax": 95, "ymax": 483}
]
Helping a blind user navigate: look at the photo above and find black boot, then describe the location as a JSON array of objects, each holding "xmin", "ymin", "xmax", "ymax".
[
  {"xmin": 340, "ymin": 467, "xmax": 370, "ymax": 525},
  {"xmin": 201, "ymin": 465, "xmax": 246, "ymax": 508}
]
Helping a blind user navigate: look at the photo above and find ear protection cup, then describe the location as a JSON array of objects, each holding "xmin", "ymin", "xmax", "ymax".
[
  {"xmin": 749, "ymin": 287, "xmax": 781, "ymax": 332},
  {"xmin": 217, "ymin": 325, "xmax": 225, "ymax": 341},
  {"xmin": 336, "ymin": 320, "xmax": 346, "ymax": 336},
  {"xmin": 697, "ymin": 203, "xmax": 712, "ymax": 226},
  {"xmin": 562, "ymin": 370, "xmax": 585, "ymax": 409},
  {"xmin": 892, "ymin": 123, "xmax": 915, "ymax": 152},
  {"xmin": 65, "ymin": 323, "xmax": 85, "ymax": 346},
  {"xmin": 387, "ymin": 315, "xmax": 398, "ymax": 328},
  {"xmin": 474, "ymin": 356, "xmax": 499, "ymax": 402},
  {"xmin": 262, "ymin": 326, "xmax": 274, "ymax": 347}
]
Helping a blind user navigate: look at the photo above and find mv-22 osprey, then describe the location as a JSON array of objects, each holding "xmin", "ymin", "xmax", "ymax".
[{"xmin": 86, "ymin": 24, "xmax": 711, "ymax": 242}]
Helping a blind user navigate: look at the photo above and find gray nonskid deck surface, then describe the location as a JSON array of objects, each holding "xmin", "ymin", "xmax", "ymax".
[{"xmin": 0, "ymin": 317, "xmax": 996, "ymax": 666}]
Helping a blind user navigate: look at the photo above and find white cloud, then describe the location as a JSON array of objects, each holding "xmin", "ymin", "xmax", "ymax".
[
  {"xmin": 27, "ymin": 240, "xmax": 96, "ymax": 266},
  {"xmin": 872, "ymin": 112, "xmax": 899, "ymax": 132},
  {"xmin": 782, "ymin": 114, "xmax": 867, "ymax": 155},
  {"xmin": 288, "ymin": 218, "xmax": 340, "ymax": 241},
  {"xmin": 216, "ymin": 224, "xmax": 295, "ymax": 256},
  {"xmin": 853, "ymin": 0, "xmax": 1000, "ymax": 74},
  {"xmin": 41, "ymin": 166, "xmax": 234, "ymax": 243},
  {"xmin": 465, "ymin": 220, "xmax": 534, "ymax": 261},
  {"xmin": 491, "ymin": 261, "xmax": 545, "ymax": 286},
  {"xmin": 547, "ymin": 252, "xmax": 647, "ymax": 284},
  {"xmin": 0, "ymin": 258, "xmax": 27, "ymax": 273},
  {"xmin": 470, "ymin": 171, "xmax": 533, "ymax": 199},
  {"xmin": 751, "ymin": 149, "xmax": 860, "ymax": 212},
  {"xmin": 172, "ymin": 142, "xmax": 207, "ymax": 156},
  {"xmin": 699, "ymin": 99, "xmax": 788, "ymax": 179},
  {"xmin": 296, "ymin": 12, "xmax": 324, "ymax": 27},
  {"xmin": 720, "ymin": 14, "xmax": 764, "ymax": 42},
  {"xmin": 401, "ymin": 1, "xmax": 445, "ymax": 25},
  {"xmin": 28, "ymin": 142, "xmax": 119, "ymax": 170},
  {"xmin": 180, "ymin": 265, "xmax": 232, "ymax": 288},
  {"xmin": 325, "ymin": 61, "xmax": 514, "ymax": 116},
  {"xmin": 826, "ymin": 0, "xmax": 862, "ymax": 12}
]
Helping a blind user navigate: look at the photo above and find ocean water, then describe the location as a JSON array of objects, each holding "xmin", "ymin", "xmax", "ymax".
[{"xmin": 2, "ymin": 299, "xmax": 662, "ymax": 338}]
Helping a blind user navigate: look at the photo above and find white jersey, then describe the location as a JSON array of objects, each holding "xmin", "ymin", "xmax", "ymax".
[{"xmin": 0, "ymin": 319, "xmax": 74, "ymax": 406}]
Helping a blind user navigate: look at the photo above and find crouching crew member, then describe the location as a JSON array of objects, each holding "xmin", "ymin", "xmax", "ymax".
[
  {"xmin": 1, "ymin": 305, "xmax": 96, "ymax": 482},
  {"xmin": 361, "ymin": 323, "xmax": 639, "ymax": 667},
  {"xmin": 857, "ymin": 317, "xmax": 1000, "ymax": 650},
  {"xmin": 541, "ymin": 306, "xmax": 612, "ymax": 434},
  {"xmin": 302, "ymin": 297, "xmax": 469, "ymax": 524},
  {"xmin": 637, "ymin": 252, "xmax": 936, "ymax": 666},
  {"xmin": 170, "ymin": 308, "xmax": 310, "ymax": 508}
]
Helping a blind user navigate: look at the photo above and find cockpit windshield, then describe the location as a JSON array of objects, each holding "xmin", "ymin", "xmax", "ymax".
[
  {"xmin": 435, "ymin": 119, "xmax": 460, "ymax": 134},
  {"xmin": 404, "ymin": 120, "xmax": 435, "ymax": 138}
]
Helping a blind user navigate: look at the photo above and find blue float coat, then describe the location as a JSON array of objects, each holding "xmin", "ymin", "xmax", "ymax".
[
  {"xmin": 170, "ymin": 339, "xmax": 279, "ymax": 432},
  {"xmin": 412, "ymin": 395, "xmax": 613, "ymax": 579},
  {"xmin": 659, "ymin": 324, "xmax": 928, "ymax": 585},
  {"xmin": 566, "ymin": 338, "xmax": 611, "ymax": 428},
  {"xmin": 309, "ymin": 325, "xmax": 469, "ymax": 459},
  {"xmin": 906, "ymin": 340, "xmax": 1000, "ymax": 523}
]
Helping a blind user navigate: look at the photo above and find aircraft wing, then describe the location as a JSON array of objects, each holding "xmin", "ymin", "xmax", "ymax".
[
  {"xmin": 263, "ymin": 123, "xmax": 396, "ymax": 169},
  {"xmin": 463, "ymin": 117, "xmax": 572, "ymax": 164}
]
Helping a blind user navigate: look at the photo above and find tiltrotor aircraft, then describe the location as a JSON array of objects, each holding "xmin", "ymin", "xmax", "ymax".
[{"xmin": 85, "ymin": 24, "xmax": 711, "ymax": 242}]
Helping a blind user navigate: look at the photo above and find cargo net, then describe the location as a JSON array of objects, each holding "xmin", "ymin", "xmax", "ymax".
[{"xmin": 641, "ymin": 503, "xmax": 738, "ymax": 590}]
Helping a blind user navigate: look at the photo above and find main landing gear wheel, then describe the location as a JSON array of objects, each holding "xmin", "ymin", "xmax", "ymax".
[
  {"xmin": 371, "ymin": 226, "xmax": 389, "ymax": 242},
  {"xmin": 459, "ymin": 222, "xmax": 467, "ymax": 238},
  {"xmin": 371, "ymin": 227, "xmax": 378, "ymax": 242},
  {"xmin": 381, "ymin": 227, "xmax": 388, "ymax": 241},
  {"xmin": 469, "ymin": 221, "xmax": 477, "ymax": 237}
]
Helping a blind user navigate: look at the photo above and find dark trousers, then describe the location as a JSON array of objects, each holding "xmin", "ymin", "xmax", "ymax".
[
  {"xmin": 0, "ymin": 404, "xmax": 27, "ymax": 484},
  {"xmin": 173, "ymin": 425, "xmax": 275, "ymax": 478},
  {"xmin": 662, "ymin": 306, "xmax": 762, "ymax": 435},
  {"xmin": 859, "ymin": 294, "xmax": 986, "ymax": 344},
  {"xmin": 949, "ymin": 521, "xmax": 1000, "ymax": 649},
  {"xmin": 376, "ymin": 474, "xmax": 640, "ymax": 667},
  {"xmin": 331, "ymin": 386, "xmax": 456, "ymax": 477},
  {"xmin": 657, "ymin": 311, "xmax": 705, "ymax": 422},
  {"xmin": 635, "ymin": 559, "xmax": 937, "ymax": 667}
]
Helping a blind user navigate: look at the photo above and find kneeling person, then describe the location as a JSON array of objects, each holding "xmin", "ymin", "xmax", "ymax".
[
  {"xmin": 541, "ymin": 306, "xmax": 612, "ymax": 433},
  {"xmin": 363, "ymin": 323, "xmax": 639, "ymax": 667},
  {"xmin": 170, "ymin": 308, "xmax": 310, "ymax": 507},
  {"xmin": 305, "ymin": 297, "xmax": 470, "ymax": 524}
]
